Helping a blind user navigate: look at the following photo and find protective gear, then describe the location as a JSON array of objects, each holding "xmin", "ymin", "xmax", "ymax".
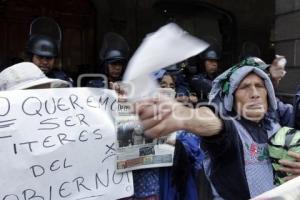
[
  {"xmin": 202, "ymin": 49, "xmax": 220, "ymax": 60},
  {"xmin": 103, "ymin": 50, "xmax": 126, "ymax": 64},
  {"xmin": 101, "ymin": 49, "xmax": 127, "ymax": 82},
  {"xmin": 99, "ymin": 32, "xmax": 130, "ymax": 61},
  {"xmin": 26, "ymin": 34, "xmax": 58, "ymax": 58},
  {"xmin": 98, "ymin": 33, "xmax": 129, "ymax": 83},
  {"xmin": 268, "ymin": 127, "xmax": 300, "ymax": 185},
  {"xmin": 29, "ymin": 17, "xmax": 62, "ymax": 50}
]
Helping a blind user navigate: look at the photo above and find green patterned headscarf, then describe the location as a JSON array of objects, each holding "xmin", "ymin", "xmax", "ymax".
[
  {"xmin": 220, "ymin": 57, "xmax": 268, "ymax": 95},
  {"xmin": 208, "ymin": 57, "xmax": 277, "ymax": 112}
]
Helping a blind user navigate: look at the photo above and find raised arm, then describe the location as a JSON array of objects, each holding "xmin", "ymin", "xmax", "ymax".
[{"xmin": 135, "ymin": 96, "xmax": 223, "ymax": 138}]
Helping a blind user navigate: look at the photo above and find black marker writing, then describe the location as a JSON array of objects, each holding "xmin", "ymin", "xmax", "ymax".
[
  {"xmin": 0, "ymin": 97, "xmax": 10, "ymax": 116},
  {"xmin": 22, "ymin": 97, "xmax": 42, "ymax": 116}
]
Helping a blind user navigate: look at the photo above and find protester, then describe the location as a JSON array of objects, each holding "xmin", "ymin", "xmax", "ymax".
[
  {"xmin": 158, "ymin": 72, "xmax": 175, "ymax": 90},
  {"xmin": 0, "ymin": 62, "xmax": 70, "ymax": 90},
  {"xmin": 155, "ymin": 68, "xmax": 198, "ymax": 105},
  {"xmin": 157, "ymin": 71, "xmax": 203, "ymax": 200},
  {"xmin": 155, "ymin": 70, "xmax": 185, "ymax": 103},
  {"xmin": 189, "ymin": 49, "xmax": 221, "ymax": 102},
  {"xmin": 135, "ymin": 57, "xmax": 300, "ymax": 200},
  {"xmin": 87, "ymin": 49, "xmax": 128, "ymax": 89},
  {"xmin": 120, "ymin": 70, "xmax": 203, "ymax": 200}
]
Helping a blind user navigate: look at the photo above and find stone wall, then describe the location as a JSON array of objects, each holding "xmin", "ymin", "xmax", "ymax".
[
  {"xmin": 90, "ymin": 0, "xmax": 275, "ymax": 67},
  {"xmin": 275, "ymin": 0, "xmax": 300, "ymax": 94}
]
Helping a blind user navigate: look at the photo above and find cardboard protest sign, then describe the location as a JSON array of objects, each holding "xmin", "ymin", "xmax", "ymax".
[{"xmin": 0, "ymin": 88, "xmax": 133, "ymax": 200}]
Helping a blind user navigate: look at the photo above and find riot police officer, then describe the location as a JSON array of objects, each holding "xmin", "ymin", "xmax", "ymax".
[
  {"xmin": 103, "ymin": 49, "xmax": 127, "ymax": 82},
  {"xmin": 87, "ymin": 49, "xmax": 127, "ymax": 88},
  {"xmin": 26, "ymin": 34, "xmax": 73, "ymax": 85},
  {"xmin": 190, "ymin": 49, "xmax": 220, "ymax": 102},
  {"xmin": 203, "ymin": 49, "xmax": 219, "ymax": 78}
]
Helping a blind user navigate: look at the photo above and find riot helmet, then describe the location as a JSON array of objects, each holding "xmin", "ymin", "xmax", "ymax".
[
  {"xmin": 103, "ymin": 50, "xmax": 127, "ymax": 64},
  {"xmin": 199, "ymin": 49, "xmax": 220, "ymax": 78},
  {"xmin": 26, "ymin": 34, "xmax": 58, "ymax": 58},
  {"xmin": 202, "ymin": 49, "xmax": 220, "ymax": 60},
  {"xmin": 99, "ymin": 32, "xmax": 130, "ymax": 82},
  {"xmin": 102, "ymin": 49, "xmax": 127, "ymax": 82}
]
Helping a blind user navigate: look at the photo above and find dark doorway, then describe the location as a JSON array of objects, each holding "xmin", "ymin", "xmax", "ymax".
[
  {"xmin": 0, "ymin": 0, "xmax": 96, "ymax": 80},
  {"xmin": 153, "ymin": 0, "xmax": 237, "ymax": 69}
]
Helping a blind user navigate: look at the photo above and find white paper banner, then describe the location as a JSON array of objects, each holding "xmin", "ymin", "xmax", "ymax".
[{"xmin": 0, "ymin": 88, "xmax": 133, "ymax": 200}]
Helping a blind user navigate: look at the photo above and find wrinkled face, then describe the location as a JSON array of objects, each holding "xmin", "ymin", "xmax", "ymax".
[
  {"xmin": 107, "ymin": 62, "xmax": 123, "ymax": 80},
  {"xmin": 32, "ymin": 55, "xmax": 55, "ymax": 74},
  {"xmin": 234, "ymin": 73, "xmax": 268, "ymax": 122},
  {"xmin": 205, "ymin": 59, "xmax": 218, "ymax": 75},
  {"xmin": 160, "ymin": 75, "xmax": 175, "ymax": 89}
]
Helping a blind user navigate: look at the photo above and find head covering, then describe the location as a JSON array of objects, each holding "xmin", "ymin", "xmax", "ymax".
[
  {"xmin": 202, "ymin": 49, "xmax": 220, "ymax": 60},
  {"xmin": 0, "ymin": 62, "xmax": 70, "ymax": 91},
  {"xmin": 209, "ymin": 57, "xmax": 277, "ymax": 113},
  {"xmin": 26, "ymin": 34, "xmax": 58, "ymax": 58},
  {"xmin": 152, "ymin": 69, "xmax": 167, "ymax": 80},
  {"xmin": 103, "ymin": 49, "xmax": 127, "ymax": 64},
  {"xmin": 176, "ymin": 86, "xmax": 190, "ymax": 97}
]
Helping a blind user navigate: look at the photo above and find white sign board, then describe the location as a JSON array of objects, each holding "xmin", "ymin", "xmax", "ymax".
[{"xmin": 0, "ymin": 88, "xmax": 133, "ymax": 200}]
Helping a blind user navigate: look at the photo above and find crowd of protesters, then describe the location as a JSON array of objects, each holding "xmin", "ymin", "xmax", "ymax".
[{"xmin": 1, "ymin": 26, "xmax": 300, "ymax": 200}]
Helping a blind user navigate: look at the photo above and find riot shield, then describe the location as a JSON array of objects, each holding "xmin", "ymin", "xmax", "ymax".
[
  {"xmin": 99, "ymin": 32, "xmax": 130, "ymax": 62},
  {"xmin": 29, "ymin": 16, "xmax": 62, "ymax": 49}
]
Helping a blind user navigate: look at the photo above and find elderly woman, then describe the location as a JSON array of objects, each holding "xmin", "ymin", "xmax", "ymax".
[{"xmin": 135, "ymin": 57, "xmax": 300, "ymax": 200}]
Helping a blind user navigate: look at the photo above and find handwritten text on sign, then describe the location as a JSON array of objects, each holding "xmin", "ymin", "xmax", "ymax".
[{"xmin": 0, "ymin": 88, "xmax": 133, "ymax": 200}]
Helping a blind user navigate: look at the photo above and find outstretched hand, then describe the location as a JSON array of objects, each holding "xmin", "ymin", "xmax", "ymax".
[
  {"xmin": 135, "ymin": 96, "xmax": 223, "ymax": 138},
  {"xmin": 134, "ymin": 97, "xmax": 189, "ymax": 138}
]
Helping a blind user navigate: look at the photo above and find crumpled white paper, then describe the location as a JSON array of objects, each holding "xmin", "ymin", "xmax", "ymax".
[{"xmin": 123, "ymin": 23, "xmax": 209, "ymax": 100}]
